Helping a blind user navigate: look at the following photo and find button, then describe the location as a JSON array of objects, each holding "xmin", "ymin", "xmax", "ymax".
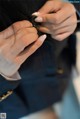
[
  {"xmin": 31, "ymin": 15, "xmax": 41, "ymax": 28},
  {"xmin": 57, "ymin": 68, "xmax": 64, "ymax": 74},
  {"xmin": 31, "ymin": 15, "xmax": 43, "ymax": 36}
]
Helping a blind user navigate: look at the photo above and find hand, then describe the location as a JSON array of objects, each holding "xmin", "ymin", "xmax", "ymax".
[
  {"xmin": 32, "ymin": 0, "xmax": 77, "ymax": 41},
  {"xmin": 0, "ymin": 20, "xmax": 46, "ymax": 78}
]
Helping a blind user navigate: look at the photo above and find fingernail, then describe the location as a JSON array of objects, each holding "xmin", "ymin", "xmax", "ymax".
[
  {"xmin": 32, "ymin": 12, "xmax": 40, "ymax": 16},
  {"xmin": 39, "ymin": 34, "xmax": 47, "ymax": 41},
  {"xmin": 35, "ymin": 17, "xmax": 43, "ymax": 22}
]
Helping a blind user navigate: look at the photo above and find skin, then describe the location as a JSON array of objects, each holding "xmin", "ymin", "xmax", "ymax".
[
  {"xmin": 0, "ymin": 20, "xmax": 46, "ymax": 79},
  {"xmin": 33, "ymin": 0, "xmax": 77, "ymax": 41}
]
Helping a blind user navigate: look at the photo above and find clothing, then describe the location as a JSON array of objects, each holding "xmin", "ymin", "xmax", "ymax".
[{"xmin": 0, "ymin": 0, "xmax": 79, "ymax": 119}]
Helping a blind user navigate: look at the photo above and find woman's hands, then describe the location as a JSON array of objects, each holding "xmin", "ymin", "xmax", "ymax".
[
  {"xmin": 33, "ymin": 0, "xmax": 77, "ymax": 41},
  {"xmin": 0, "ymin": 20, "xmax": 46, "ymax": 78}
]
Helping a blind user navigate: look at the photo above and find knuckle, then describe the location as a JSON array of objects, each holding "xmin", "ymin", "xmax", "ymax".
[
  {"xmin": 12, "ymin": 22, "xmax": 20, "ymax": 29},
  {"xmin": 21, "ymin": 28, "xmax": 28, "ymax": 34},
  {"xmin": 33, "ymin": 32, "xmax": 38, "ymax": 38},
  {"xmin": 23, "ymin": 20, "xmax": 33, "ymax": 27},
  {"xmin": 32, "ymin": 33, "xmax": 38, "ymax": 41},
  {"xmin": 12, "ymin": 22, "xmax": 22, "ymax": 32},
  {"xmin": 15, "ymin": 29, "xmax": 23, "ymax": 39},
  {"xmin": 12, "ymin": 21, "xmax": 32, "ymax": 31},
  {"xmin": 27, "ymin": 27, "xmax": 38, "ymax": 34},
  {"xmin": 32, "ymin": 27, "xmax": 38, "ymax": 33},
  {"xmin": 16, "ymin": 27, "xmax": 29, "ymax": 38}
]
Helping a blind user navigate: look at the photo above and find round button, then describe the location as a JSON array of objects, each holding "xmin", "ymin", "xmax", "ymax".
[{"xmin": 57, "ymin": 68, "xmax": 64, "ymax": 74}]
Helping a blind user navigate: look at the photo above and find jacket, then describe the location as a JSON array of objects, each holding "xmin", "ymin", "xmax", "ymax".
[{"xmin": 0, "ymin": 0, "xmax": 80, "ymax": 119}]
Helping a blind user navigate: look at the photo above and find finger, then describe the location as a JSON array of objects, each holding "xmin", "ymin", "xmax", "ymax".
[
  {"xmin": 52, "ymin": 25, "xmax": 76, "ymax": 35},
  {"xmin": 12, "ymin": 20, "xmax": 32, "ymax": 33},
  {"xmin": 38, "ymin": 13, "xmax": 77, "ymax": 32},
  {"xmin": 52, "ymin": 4, "xmax": 76, "ymax": 24},
  {"xmin": 33, "ymin": 0, "xmax": 62, "ymax": 16},
  {"xmin": 10, "ymin": 33, "xmax": 38, "ymax": 57},
  {"xmin": 15, "ymin": 34, "xmax": 47, "ymax": 64},
  {"xmin": 52, "ymin": 31, "xmax": 73, "ymax": 41},
  {"xmin": 38, "ymin": 26, "xmax": 50, "ymax": 34},
  {"xmin": 22, "ymin": 27, "xmax": 38, "ymax": 34},
  {"xmin": 0, "ymin": 20, "xmax": 32, "ymax": 39},
  {"xmin": 35, "ymin": 9, "xmax": 76, "ymax": 24},
  {"xmin": 34, "ymin": 13, "xmax": 55, "ymax": 23},
  {"xmin": 38, "ymin": 1, "xmax": 54, "ymax": 14},
  {"xmin": 15, "ymin": 27, "xmax": 38, "ymax": 47},
  {"xmin": 51, "ymin": 14, "xmax": 77, "ymax": 30},
  {"xmin": 34, "ymin": 3, "xmax": 76, "ymax": 24}
]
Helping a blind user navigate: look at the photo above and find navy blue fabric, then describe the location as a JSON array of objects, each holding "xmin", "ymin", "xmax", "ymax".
[{"xmin": 0, "ymin": 0, "xmax": 79, "ymax": 119}]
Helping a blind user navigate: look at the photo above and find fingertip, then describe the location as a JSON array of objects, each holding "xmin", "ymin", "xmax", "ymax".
[
  {"xmin": 32, "ymin": 12, "xmax": 40, "ymax": 16},
  {"xmin": 38, "ymin": 34, "xmax": 47, "ymax": 42},
  {"xmin": 35, "ymin": 17, "xmax": 43, "ymax": 22}
]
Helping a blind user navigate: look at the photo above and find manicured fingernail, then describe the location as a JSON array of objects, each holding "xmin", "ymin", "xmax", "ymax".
[
  {"xmin": 39, "ymin": 34, "xmax": 47, "ymax": 41},
  {"xmin": 32, "ymin": 12, "xmax": 40, "ymax": 16},
  {"xmin": 35, "ymin": 17, "xmax": 43, "ymax": 22}
]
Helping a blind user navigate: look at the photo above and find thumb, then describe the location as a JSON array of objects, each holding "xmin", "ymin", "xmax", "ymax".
[
  {"xmin": 32, "ymin": 1, "xmax": 54, "ymax": 16},
  {"xmin": 38, "ymin": 0, "xmax": 55, "ymax": 14},
  {"xmin": 34, "ymin": 13, "xmax": 56, "ymax": 23},
  {"xmin": 32, "ymin": 0, "xmax": 61, "ymax": 16}
]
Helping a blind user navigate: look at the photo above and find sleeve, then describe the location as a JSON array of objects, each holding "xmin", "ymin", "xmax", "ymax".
[
  {"xmin": 0, "ymin": 6, "xmax": 21, "ymax": 102},
  {"xmin": 73, "ymin": 3, "xmax": 80, "ymax": 17},
  {"xmin": 72, "ymin": 3, "xmax": 80, "ymax": 31},
  {"xmin": 0, "ymin": 72, "xmax": 21, "ymax": 81},
  {"xmin": 0, "ymin": 75, "xmax": 21, "ymax": 102}
]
